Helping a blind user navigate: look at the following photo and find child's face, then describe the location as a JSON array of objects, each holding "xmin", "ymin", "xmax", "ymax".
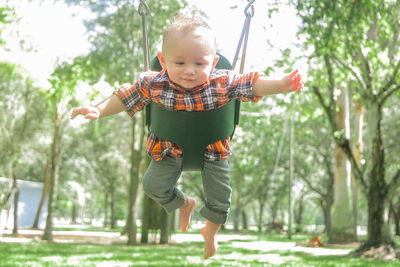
[{"xmin": 158, "ymin": 29, "xmax": 219, "ymax": 90}]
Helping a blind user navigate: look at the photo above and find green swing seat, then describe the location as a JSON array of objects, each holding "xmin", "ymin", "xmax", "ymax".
[{"xmin": 146, "ymin": 54, "xmax": 240, "ymax": 171}]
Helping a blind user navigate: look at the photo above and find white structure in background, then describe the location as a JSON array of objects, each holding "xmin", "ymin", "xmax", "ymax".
[
  {"xmin": 0, "ymin": 177, "xmax": 48, "ymax": 232},
  {"xmin": 68, "ymin": 181, "xmax": 86, "ymax": 223}
]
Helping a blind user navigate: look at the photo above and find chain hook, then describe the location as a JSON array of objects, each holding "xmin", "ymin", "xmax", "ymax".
[
  {"xmin": 138, "ymin": 0, "xmax": 149, "ymax": 16},
  {"xmin": 244, "ymin": 0, "xmax": 255, "ymax": 17},
  {"xmin": 232, "ymin": 0, "xmax": 255, "ymax": 73},
  {"xmin": 137, "ymin": 0, "xmax": 150, "ymax": 72}
]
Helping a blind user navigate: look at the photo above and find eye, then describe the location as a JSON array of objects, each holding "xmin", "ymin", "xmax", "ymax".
[
  {"xmin": 175, "ymin": 62, "xmax": 184, "ymax": 65},
  {"xmin": 196, "ymin": 62, "xmax": 205, "ymax": 66}
]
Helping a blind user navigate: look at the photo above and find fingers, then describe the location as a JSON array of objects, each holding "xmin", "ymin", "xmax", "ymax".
[
  {"xmin": 70, "ymin": 106, "xmax": 99, "ymax": 120},
  {"xmin": 70, "ymin": 107, "xmax": 83, "ymax": 120},
  {"xmin": 290, "ymin": 69, "xmax": 303, "ymax": 92},
  {"xmin": 84, "ymin": 112, "xmax": 99, "ymax": 120}
]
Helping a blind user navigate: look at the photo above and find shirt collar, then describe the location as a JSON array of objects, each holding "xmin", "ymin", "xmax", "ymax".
[{"xmin": 151, "ymin": 69, "xmax": 228, "ymax": 93}]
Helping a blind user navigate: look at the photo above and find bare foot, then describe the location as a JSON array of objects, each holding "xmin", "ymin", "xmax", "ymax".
[
  {"xmin": 179, "ymin": 197, "xmax": 196, "ymax": 232},
  {"xmin": 201, "ymin": 221, "xmax": 220, "ymax": 259}
]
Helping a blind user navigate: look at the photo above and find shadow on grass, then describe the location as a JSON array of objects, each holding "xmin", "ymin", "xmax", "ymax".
[{"xmin": 1, "ymin": 233, "xmax": 400, "ymax": 267}]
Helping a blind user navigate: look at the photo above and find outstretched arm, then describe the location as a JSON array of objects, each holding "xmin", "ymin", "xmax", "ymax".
[
  {"xmin": 252, "ymin": 69, "xmax": 302, "ymax": 97},
  {"xmin": 70, "ymin": 93, "xmax": 125, "ymax": 120}
]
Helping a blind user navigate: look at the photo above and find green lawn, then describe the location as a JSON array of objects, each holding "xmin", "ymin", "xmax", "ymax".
[{"xmin": 1, "ymin": 231, "xmax": 400, "ymax": 267}]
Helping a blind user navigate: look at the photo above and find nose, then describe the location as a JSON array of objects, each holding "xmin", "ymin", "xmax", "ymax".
[{"xmin": 184, "ymin": 64, "xmax": 195, "ymax": 75}]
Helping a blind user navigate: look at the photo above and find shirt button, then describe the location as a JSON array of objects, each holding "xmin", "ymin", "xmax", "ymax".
[{"xmin": 213, "ymin": 97, "xmax": 218, "ymax": 102}]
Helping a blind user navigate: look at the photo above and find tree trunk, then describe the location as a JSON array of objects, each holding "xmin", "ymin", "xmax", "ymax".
[
  {"xmin": 233, "ymin": 208, "xmax": 240, "ymax": 232},
  {"xmin": 361, "ymin": 101, "xmax": 394, "ymax": 248},
  {"xmin": 141, "ymin": 194, "xmax": 151, "ymax": 243},
  {"xmin": 330, "ymin": 87, "xmax": 356, "ymax": 243},
  {"xmin": 394, "ymin": 207, "xmax": 400, "ymax": 236},
  {"xmin": 110, "ymin": 181, "xmax": 116, "ymax": 229},
  {"xmin": 160, "ymin": 208, "xmax": 169, "ymax": 244},
  {"xmin": 392, "ymin": 200, "xmax": 400, "ymax": 236},
  {"xmin": 241, "ymin": 210, "xmax": 248, "ymax": 231},
  {"xmin": 12, "ymin": 160, "xmax": 19, "ymax": 236},
  {"xmin": 126, "ymin": 118, "xmax": 140, "ymax": 245},
  {"xmin": 288, "ymin": 116, "xmax": 294, "ymax": 239},
  {"xmin": 72, "ymin": 201, "xmax": 77, "ymax": 224},
  {"xmin": 233, "ymin": 169, "xmax": 244, "ymax": 232},
  {"xmin": 42, "ymin": 110, "xmax": 61, "ymax": 241},
  {"xmin": 33, "ymin": 159, "xmax": 50, "ymax": 229},
  {"xmin": 103, "ymin": 191, "xmax": 108, "ymax": 228},
  {"xmin": 323, "ymin": 201, "xmax": 332, "ymax": 235},
  {"xmin": 295, "ymin": 193, "xmax": 305, "ymax": 233},
  {"xmin": 257, "ymin": 200, "xmax": 264, "ymax": 233},
  {"xmin": 12, "ymin": 189, "xmax": 19, "ymax": 236},
  {"xmin": 351, "ymin": 101, "xmax": 364, "ymax": 237}
]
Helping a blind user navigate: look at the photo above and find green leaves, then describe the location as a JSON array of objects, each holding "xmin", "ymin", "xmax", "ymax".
[{"xmin": 0, "ymin": 6, "xmax": 14, "ymax": 46}]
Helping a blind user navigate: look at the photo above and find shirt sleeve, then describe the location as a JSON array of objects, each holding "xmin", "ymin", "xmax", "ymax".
[
  {"xmin": 226, "ymin": 71, "xmax": 263, "ymax": 103},
  {"xmin": 114, "ymin": 76, "xmax": 152, "ymax": 117}
]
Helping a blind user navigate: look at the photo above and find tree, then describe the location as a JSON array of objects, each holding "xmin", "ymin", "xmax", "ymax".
[
  {"xmin": 296, "ymin": 0, "xmax": 400, "ymax": 256},
  {"xmin": 330, "ymin": 86, "xmax": 357, "ymax": 242},
  {"xmin": 0, "ymin": 6, "xmax": 13, "ymax": 45},
  {"xmin": 0, "ymin": 62, "xmax": 45, "ymax": 234},
  {"xmin": 41, "ymin": 61, "xmax": 84, "ymax": 241}
]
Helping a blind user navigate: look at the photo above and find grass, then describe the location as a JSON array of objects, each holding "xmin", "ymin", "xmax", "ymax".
[
  {"xmin": 53, "ymin": 225, "xmax": 125, "ymax": 233},
  {"xmin": 1, "ymin": 231, "xmax": 400, "ymax": 267}
]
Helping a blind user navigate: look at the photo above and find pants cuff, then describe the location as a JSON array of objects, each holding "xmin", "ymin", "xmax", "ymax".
[
  {"xmin": 200, "ymin": 206, "xmax": 228, "ymax": 225},
  {"xmin": 161, "ymin": 189, "xmax": 186, "ymax": 213}
]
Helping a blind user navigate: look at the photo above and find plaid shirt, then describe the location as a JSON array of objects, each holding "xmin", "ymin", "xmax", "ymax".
[{"xmin": 115, "ymin": 69, "xmax": 262, "ymax": 161}]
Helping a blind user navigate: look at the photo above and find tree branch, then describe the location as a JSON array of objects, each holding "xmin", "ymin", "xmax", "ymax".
[
  {"xmin": 381, "ymin": 84, "xmax": 400, "ymax": 105},
  {"xmin": 324, "ymin": 54, "xmax": 336, "ymax": 105},
  {"xmin": 379, "ymin": 61, "xmax": 400, "ymax": 103},
  {"xmin": 312, "ymin": 86, "xmax": 337, "ymax": 130},
  {"xmin": 332, "ymin": 55, "xmax": 368, "ymax": 97},
  {"xmin": 297, "ymin": 170, "xmax": 326, "ymax": 198},
  {"xmin": 359, "ymin": 47, "xmax": 374, "ymax": 93},
  {"xmin": 336, "ymin": 139, "xmax": 368, "ymax": 194}
]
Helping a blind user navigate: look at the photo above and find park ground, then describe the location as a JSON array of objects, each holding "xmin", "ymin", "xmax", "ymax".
[{"xmin": 1, "ymin": 224, "xmax": 400, "ymax": 266}]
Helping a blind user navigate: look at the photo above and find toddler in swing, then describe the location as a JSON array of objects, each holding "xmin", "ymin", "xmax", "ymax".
[{"xmin": 71, "ymin": 15, "xmax": 302, "ymax": 259}]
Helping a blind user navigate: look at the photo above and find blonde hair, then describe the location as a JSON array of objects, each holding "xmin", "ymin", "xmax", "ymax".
[{"xmin": 162, "ymin": 14, "xmax": 216, "ymax": 53}]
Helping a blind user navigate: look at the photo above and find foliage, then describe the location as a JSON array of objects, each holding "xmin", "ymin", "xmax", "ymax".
[
  {"xmin": 0, "ymin": 62, "xmax": 47, "ymax": 177},
  {"xmin": 294, "ymin": 0, "xmax": 400, "ymax": 250},
  {"xmin": 0, "ymin": 6, "xmax": 14, "ymax": 45},
  {"xmin": 65, "ymin": 0, "xmax": 187, "ymax": 84}
]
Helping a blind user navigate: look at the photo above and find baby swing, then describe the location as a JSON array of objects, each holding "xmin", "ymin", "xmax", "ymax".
[{"xmin": 138, "ymin": 0, "xmax": 256, "ymax": 171}]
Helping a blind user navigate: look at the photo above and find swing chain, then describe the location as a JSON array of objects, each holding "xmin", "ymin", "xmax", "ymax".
[
  {"xmin": 138, "ymin": 0, "xmax": 150, "ymax": 71},
  {"xmin": 232, "ymin": 0, "xmax": 255, "ymax": 73}
]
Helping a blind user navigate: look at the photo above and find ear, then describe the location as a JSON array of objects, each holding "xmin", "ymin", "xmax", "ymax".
[
  {"xmin": 157, "ymin": 52, "xmax": 167, "ymax": 70},
  {"xmin": 212, "ymin": 55, "xmax": 220, "ymax": 69}
]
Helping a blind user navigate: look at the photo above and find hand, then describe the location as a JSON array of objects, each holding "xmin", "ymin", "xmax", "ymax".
[
  {"xmin": 70, "ymin": 106, "xmax": 100, "ymax": 120},
  {"xmin": 282, "ymin": 69, "xmax": 303, "ymax": 93}
]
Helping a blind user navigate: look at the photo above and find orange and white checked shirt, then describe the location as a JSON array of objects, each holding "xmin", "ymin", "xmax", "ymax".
[{"xmin": 115, "ymin": 69, "xmax": 262, "ymax": 161}]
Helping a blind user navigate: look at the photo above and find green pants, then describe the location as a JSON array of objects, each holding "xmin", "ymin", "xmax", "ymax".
[{"xmin": 142, "ymin": 156, "xmax": 232, "ymax": 225}]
